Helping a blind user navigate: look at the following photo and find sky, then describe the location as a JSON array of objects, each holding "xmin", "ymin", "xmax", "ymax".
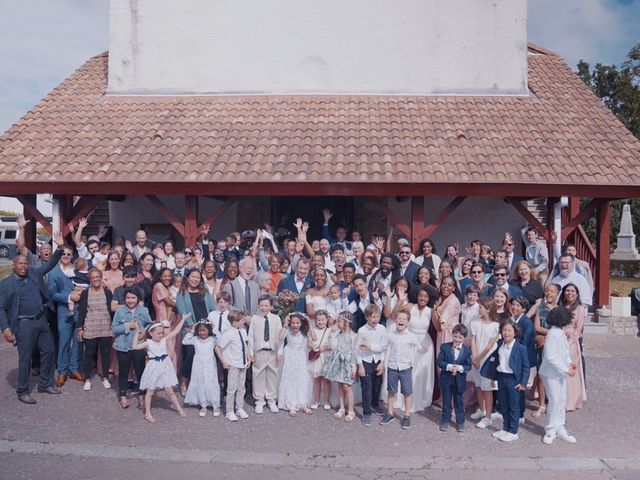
[{"xmin": 0, "ymin": 0, "xmax": 639, "ymax": 213}]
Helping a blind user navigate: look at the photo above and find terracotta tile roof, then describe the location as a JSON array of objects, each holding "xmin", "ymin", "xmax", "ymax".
[{"xmin": 1, "ymin": 47, "xmax": 639, "ymax": 193}]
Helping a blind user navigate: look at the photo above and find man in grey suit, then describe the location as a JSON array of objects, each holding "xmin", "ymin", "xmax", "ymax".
[
  {"xmin": 224, "ymin": 257, "xmax": 260, "ymax": 314},
  {"xmin": 521, "ymin": 226, "xmax": 550, "ymax": 284},
  {"xmin": 1, "ymin": 234, "xmax": 65, "ymax": 404}
]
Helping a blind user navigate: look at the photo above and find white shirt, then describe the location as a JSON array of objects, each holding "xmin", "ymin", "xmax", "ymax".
[
  {"xmin": 385, "ymin": 328, "xmax": 419, "ymax": 370},
  {"xmin": 218, "ymin": 327, "xmax": 249, "ymax": 369},
  {"xmin": 446, "ymin": 344, "xmax": 466, "ymax": 373},
  {"xmin": 207, "ymin": 309, "xmax": 230, "ymax": 334},
  {"xmin": 497, "ymin": 340, "xmax": 515, "ymax": 374},
  {"xmin": 550, "ymin": 270, "xmax": 593, "ymax": 306},
  {"xmin": 540, "ymin": 327, "xmax": 572, "ymax": 379},
  {"xmin": 294, "ymin": 278, "xmax": 305, "ymax": 293},
  {"xmin": 355, "ymin": 323, "xmax": 388, "ymax": 365}
]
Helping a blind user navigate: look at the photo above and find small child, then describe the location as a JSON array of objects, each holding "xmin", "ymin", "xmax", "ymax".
[
  {"xmin": 169, "ymin": 275, "xmax": 183, "ymax": 301},
  {"xmin": 247, "ymin": 294, "xmax": 282, "ymax": 414},
  {"xmin": 540, "ymin": 306, "xmax": 578, "ymax": 445},
  {"xmin": 132, "ymin": 313, "xmax": 190, "ymax": 422},
  {"xmin": 380, "ymin": 308, "xmax": 421, "ymax": 430},
  {"xmin": 182, "ymin": 321, "xmax": 221, "ymax": 417},
  {"xmin": 68, "ymin": 258, "xmax": 90, "ymax": 314},
  {"xmin": 326, "ymin": 285, "xmax": 349, "ymax": 321},
  {"xmin": 437, "ymin": 324, "xmax": 472, "ymax": 432},
  {"xmin": 461, "ymin": 285, "xmax": 481, "ymax": 408},
  {"xmin": 276, "ymin": 313, "xmax": 314, "ymax": 416},
  {"xmin": 320, "ymin": 311, "xmax": 358, "ymax": 422},
  {"xmin": 208, "ymin": 291, "xmax": 232, "ymax": 334},
  {"xmin": 481, "ymin": 321, "xmax": 530, "ymax": 442},
  {"xmin": 308, "ymin": 310, "xmax": 333, "ymax": 410},
  {"xmin": 216, "ymin": 310, "xmax": 252, "ymax": 422},
  {"xmin": 92, "ymin": 241, "xmax": 111, "ymax": 268},
  {"xmin": 510, "ymin": 296, "xmax": 536, "ymax": 423},
  {"xmin": 356, "ymin": 304, "xmax": 388, "ymax": 427},
  {"xmin": 470, "ymin": 298, "xmax": 500, "ymax": 428}
]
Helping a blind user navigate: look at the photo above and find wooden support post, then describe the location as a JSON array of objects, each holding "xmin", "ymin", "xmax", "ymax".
[
  {"xmin": 421, "ymin": 196, "xmax": 466, "ymax": 239},
  {"xmin": 62, "ymin": 195, "xmax": 106, "ymax": 235},
  {"xmin": 145, "ymin": 195, "xmax": 185, "ymax": 237},
  {"xmin": 546, "ymin": 197, "xmax": 556, "ymax": 272},
  {"xmin": 17, "ymin": 195, "xmax": 38, "ymax": 252},
  {"xmin": 410, "ymin": 197, "xmax": 425, "ymax": 251},
  {"xmin": 596, "ymin": 200, "xmax": 611, "ymax": 307},
  {"xmin": 561, "ymin": 198, "xmax": 605, "ymax": 240},
  {"xmin": 184, "ymin": 196, "xmax": 199, "ymax": 247}
]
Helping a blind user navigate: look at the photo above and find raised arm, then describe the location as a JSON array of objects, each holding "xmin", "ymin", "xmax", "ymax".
[{"xmin": 165, "ymin": 313, "xmax": 191, "ymax": 341}]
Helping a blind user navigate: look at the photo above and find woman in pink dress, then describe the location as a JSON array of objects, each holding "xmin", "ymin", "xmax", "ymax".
[
  {"xmin": 561, "ymin": 283, "xmax": 587, "ymax": 411},
  {"xmin": 153, "ymin": 267, "xmax": 181, "ymax": 373}
]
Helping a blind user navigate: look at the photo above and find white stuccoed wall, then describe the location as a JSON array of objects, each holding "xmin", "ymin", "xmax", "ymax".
[{"xmin": 108, "ymin": 0, "xmax": 528, "ymax": 95}]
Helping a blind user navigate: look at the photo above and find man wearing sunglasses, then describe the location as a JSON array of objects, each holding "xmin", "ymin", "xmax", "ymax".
[
  {"xmin": 502, "ymin": 234, "xmax": 524, "ymax": 272},
  {"xmin": 488, "ymin": 265, "xmax": 523, "ymax": 299}
]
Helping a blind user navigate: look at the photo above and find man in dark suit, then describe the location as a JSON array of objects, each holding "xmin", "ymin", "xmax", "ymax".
[
  {"xmin": 398, "ymin": 244, "xmax": 420, "ymax": 283},
  {"xmin": 502, "ymin": 234, "xmax": 524, "ymax": 272},
  {"xmin": 277, "ymin": 257, "xmax": 312, "ymax": 313},
  {"xmin": 224, "ymin": 257, "xmax": 260, "ymax": 315},
  {"xmin": 437, "ymin": 324, "xmax": 472, "ymax": 432},
  {"xmin": 1, "ymin": 234, "xmax": 65, "ymax": 404}
]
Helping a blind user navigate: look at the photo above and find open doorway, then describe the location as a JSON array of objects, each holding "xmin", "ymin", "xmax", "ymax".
[{"xmin": 271, "ymin": 196, "xmax": 355, "ymax": 241}]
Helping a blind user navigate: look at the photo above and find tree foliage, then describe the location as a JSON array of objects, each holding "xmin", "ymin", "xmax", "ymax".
[{"xmin": 577, "ymin": 43, "xmax": 640, "ymax": 246}]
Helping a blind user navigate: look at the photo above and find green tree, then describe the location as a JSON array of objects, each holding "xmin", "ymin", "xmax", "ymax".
[{"xmin": 577, "ymin": 42, "xmax": 640, "ymax": 246}]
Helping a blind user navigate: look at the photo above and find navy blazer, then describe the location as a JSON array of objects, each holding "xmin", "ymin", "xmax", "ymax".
[
  {"xmin": 437, "ymin": 342, "xmax": 472, "ymax": 392},
  {"xmin": 480, "ymin": 339, "xmax": 530, "ymax": 386},
  {"xmin": 487, "ymin": 282, "xmax": 524, "ymax": 300},
  {"xmin": 277, "ymin": 275, "xmax": 313, "ymax": 313},
  {"xmin": 0, "ymin": 249, "xmax": 63, "ymax": 333},
  {"xmin": 515, "ymin": 314, "xmax": 536, "ymax": 368},
  {"xmin": 47, "ymin": 263, "xmax": 75, "ymax": 311},
  {"xmin": 401, "ymin": 261, "xmax": 421, "ymax": 283}
]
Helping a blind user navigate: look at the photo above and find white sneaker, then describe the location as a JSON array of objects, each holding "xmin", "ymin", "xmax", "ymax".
[
  {"xmin": 542, "ymin": 433, "xmax": 556, "ymax": 445},
  {"xmin": 492, "ymin": 429, "xmax": 508, "ymax": 439},
  {"xmin": 476, "ymin": 417, "xmax": 492, "ymax": 429},
  {"xmin": 491, "ymin": 411, "xmax": 503, "ymax": 420},
  {"xmin": 268, "ymin": 402, "xmax": 280, "ymax": 413},
  {"xmin": 83, "ymin": 380, "xmax": 91, "ymax": 391},
  {"xmin": 226, "ymin": 412, "xmax": 239, "ymax": 422},
  {"xmin": 557, "ymin": 431, "xmax": 577, "ymax": 444},
  {"xmin": 213, "ymin": 408, "xmax": 221, "ymax": 417},
  {"xmin": 518, "ymin": 417, "xmax": 525, "ymax": 425},
  {"xmin": 199, "ymin": 408, "xmax": 207, "ymax": 417},
  {"xmin": 323, "ymin": 404, "xmax": 331, "ymax": 410},
  {"xmin": 310, "ymin": 403, "xmax": 319, "ymax": 409},
  {"xmin": 470, "ymin": 409, "xmax": 485, "ymax": 421},
  {"xmin": 236, "ymin": 408, "xmax": 249, "ymax": 419},
  {"xmin": 500, "ymin": 432, "xmax": 519, "ymax": 442},
  {"xmin": 102, "ymin": 378, "xmax": 111, "ymax": 389},
  {"xmin": 254, "ymin": 404, "xmax": 264, "ymax": 415}
]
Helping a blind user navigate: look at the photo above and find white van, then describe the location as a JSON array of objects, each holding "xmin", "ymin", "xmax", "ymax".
[{"xmin": 0, "ymin": 220, "xmax": 19, "ymax": 258}]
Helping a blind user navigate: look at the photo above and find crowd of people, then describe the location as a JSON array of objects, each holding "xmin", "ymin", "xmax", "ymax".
[{"xmin": 0, "ymin": 208, "xmax": 591, "ymax": 444}]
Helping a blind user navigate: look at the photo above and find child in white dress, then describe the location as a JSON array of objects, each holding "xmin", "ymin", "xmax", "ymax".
[
  {"xmin": 326, "ymin": 285, "xmax": 349, "ymax": 321},
  {"xmin": 182, "ymin": 321, "xmax": 221, "ymax": 417},
  {"xmin": 308, "ymin": 310, "xmax": 333, "ymax": 410},
  {"xmin": 277, "ymin": 313, "xmax": 315, "ymax": 416},
  {"xmin": 133, "ymin": 313, "xmax": 190, "ymax": 423},
  {"xmin": 471, "ymin": 298, "xmax": 500, "ymax": 429}
]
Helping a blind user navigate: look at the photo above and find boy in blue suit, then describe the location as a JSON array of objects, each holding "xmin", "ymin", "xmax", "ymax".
[
  {"xmin": 481, "ymin": 321, "xmax": 530, "ymax": 442},
  {"xmin": 437, "ymin": 324, "xmax": 472, "ymax": 432}
]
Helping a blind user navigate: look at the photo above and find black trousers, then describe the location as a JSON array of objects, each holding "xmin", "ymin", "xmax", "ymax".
[
  {"xmin": 82, "ymin": 337, "xmax": 111, "ymax": 379},
  {"xmin": 16, "ymin": 314, "xmax": 55, "ymax": 395},
  {"xmin": 31, "ymin": 309, "xmax": 58, "ymax": 371},
  {"xmin": 360, "ymin": 360, "xmax": 382, "ymax": 416},
  {"xmin": 116, "ymin": 350, "xmax": 146, "ymax": 397},
  {"xmin": 181, "ymin": 344, "xmax": 195, "ymax": 380}
]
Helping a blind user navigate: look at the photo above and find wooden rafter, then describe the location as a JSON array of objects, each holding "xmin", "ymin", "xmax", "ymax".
[
  {"xmin": 373, "ymin": 197, "xmax": 411, "ymax": 238},
  {"xmin": 421, "ymin": 196, "xmax": 466, "ymax": 238},
  {"xmin": 16, "ymin": 195, "xmax": 53, "ymax": 234},
  {"xmin": 145, "ymin": 195, "xmax": 185, "ymax": 236},
  {"xmin": 561, "ymin": 198, "xmax": 606, "ymax": 240}
]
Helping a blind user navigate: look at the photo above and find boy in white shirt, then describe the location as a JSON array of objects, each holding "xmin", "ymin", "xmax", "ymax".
[
  {"xmin": 380, "ymin": 308, "xmax": 420, "ymax": 430},
  {"xmin": 356, "ymin": 304, "xmax": 388, "ymax": 427},
  {"xmin": 216, "ymin": 310, "xmax": 252, "ymax": 422}
]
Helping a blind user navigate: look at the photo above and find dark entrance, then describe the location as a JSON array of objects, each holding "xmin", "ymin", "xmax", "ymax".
[{"xmin": 271, "ymin": 196, "xmax": 355, "ymax": 241}]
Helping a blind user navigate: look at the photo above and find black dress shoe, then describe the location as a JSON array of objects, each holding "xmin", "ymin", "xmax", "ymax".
[
  {"xmin": 18, "ymin": 394, "xmax": 37, "ymax": 404},
  {"xmin": 37, "ymin": 386, "xmax": 61, "ymax": 395},
  {"xmin": 31, "ymin": 367, "xmax": 41, "ymax": 377}
]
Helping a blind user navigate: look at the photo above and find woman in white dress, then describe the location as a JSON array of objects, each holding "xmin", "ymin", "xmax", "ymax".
[
  {"xmin": 390, "ymin": 286, "xmax": 435, "ymax": 411},
  {"xmin": 305, "ymin": 268, "xmax": 329, "ymax": 318}
]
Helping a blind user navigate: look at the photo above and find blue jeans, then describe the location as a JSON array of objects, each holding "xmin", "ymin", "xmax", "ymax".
[
  {"xmin": 56, "ymin": 308, "xmax": 83, "ymax": 375},
  {"xmin": 497, "ymin": 372, "xmax": 524, "ymax": 434}
]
